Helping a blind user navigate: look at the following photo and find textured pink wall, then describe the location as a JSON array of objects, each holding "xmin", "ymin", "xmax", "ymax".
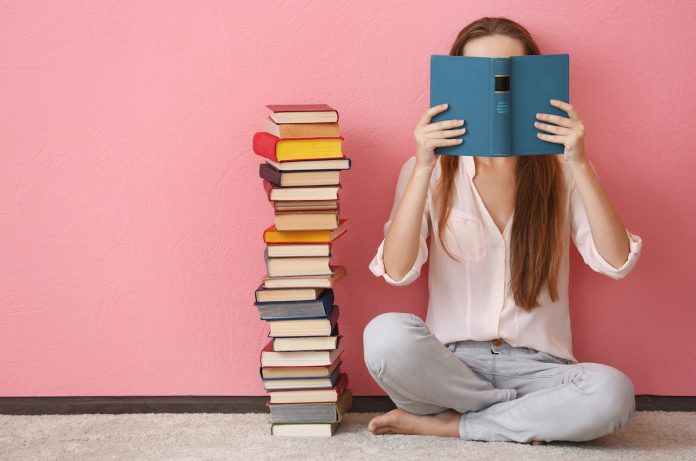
[{"xmin": 1, "ymin": 1, "xmax": 694, "ymax": 397}]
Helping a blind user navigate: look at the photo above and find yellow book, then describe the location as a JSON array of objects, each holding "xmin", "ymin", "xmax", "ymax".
[
  {"xmin": 254, "ymin": 132, "xmax": 344, "ymax": 162},
  {"xmin": 263, "ymin": 220, "xmax": 347, "ymax": 244},
  {"xmin": 276, "ymin": 137, "xmax": 343, "ymax": 161}
]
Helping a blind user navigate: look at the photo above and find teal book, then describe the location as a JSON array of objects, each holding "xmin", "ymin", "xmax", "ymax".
[{"xmin": 430, "ymin": 54, "xmax": 569, "ymax": 156}]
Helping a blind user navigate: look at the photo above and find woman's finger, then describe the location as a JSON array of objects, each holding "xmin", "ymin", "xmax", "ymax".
[
  {"xmin": 550, "ymin": 99, "xmax": 579, "ymax": 120},
  {"xmin": 533, "ymin": 121, "xmax": 571, "ymax": 136},
  {"xmin": 536, "ymin": 112, "xmax": 573, "ymax": 128},
  {"xmin": 417, "ymin": 104, "xmax": 449, "ymax": 128},
  {"xmin": 428, "ymin": 137, "xmax": 463, "ymax": 147},
  {"xmin": 536, "ymin": 132, "xmax": 564, "ymax": 143},
  {"xmin": 423, "ymin": 118, "xmax": 465, "ymax": 133},
  {"xmin": 427, "ymin": 127, "xmax": 467, "ymax": 138}
]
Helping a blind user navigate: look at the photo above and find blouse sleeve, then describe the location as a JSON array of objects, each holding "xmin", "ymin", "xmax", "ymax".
[
  {"xmin": 569, "ymin": 170, "xmax": 642, "ymax": 280},
  {"xmin": 368, "ymin": 156, "xmax": 430, "ymax": 286}
]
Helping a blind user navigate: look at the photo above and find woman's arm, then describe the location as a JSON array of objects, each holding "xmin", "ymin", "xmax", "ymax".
[
  {"xmin": 568, "ymin": 160, "xmax": 629, "ymax": 268},
  {"xmin": 367, "ymin": 157, "xmax": 430, "ymax": 286},
  {"xmin": 535, "ymin": 98, "xmax": 635, "ymax": 269},
  {"xmin": 382, "ymin": 164, "xmax": 433, "ymax": 281},
  {"xmin": 382, "ymin": 104, "xmax": 466, "ymax": 281}
]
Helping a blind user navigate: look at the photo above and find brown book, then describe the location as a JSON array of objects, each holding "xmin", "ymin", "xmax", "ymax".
[
  {"xmin": 274, "ymin": 210, "xmax": 339, "ymax": 231},
  {"xmin": 260, "ymin": 337, "xmax": 343, "ymax": 367},
  {"xmin": 261, "ymin": 358, "xmax": 342, "ymax": 379},
  {"xmin": 268, "ymin": 373, "xmax": 348, "ymax": 404},
  {"xmin": 266, "ymin": 243, "xmax": 330, "ymax": 258},
  {"xmin": 255, "ymin": 286, "xmax": 326, "ymax": 303},
  {"xmin": 266, "ymin": 158, "xmax": 351, "ymax": 172},
  {"xmin": 267, "ymin": 305, "xmax": 340, "ymax": 337},
  {"xmin": 271, "ymin": 334, "xmax": 339, "ymax": 352},
  {"xmin": 274, "ymin": 200, "xmax": 338, "ymax": 212},
  {"xmin": 259, "ymin": 163, "xmax": 341, "ymax": 187},
  {"xmin": 262, "ymin": 265, "xmax": 347, "ymax": 289},
  {"xmin": 263, "ymin": 180, "xmax": 340, "ymax": 202},
  {"xmin": 266, "ymin": 256, "xmax": 332, "ymax": 278},
  {"xmin": 262, "ymin": 117, "xmax": 340, "ymax": 138}
]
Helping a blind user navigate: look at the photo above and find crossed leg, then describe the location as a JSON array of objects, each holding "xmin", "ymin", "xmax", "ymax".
[{"xmin": 363, "ymin": 312, "xmax": 635, "ymax": 443}]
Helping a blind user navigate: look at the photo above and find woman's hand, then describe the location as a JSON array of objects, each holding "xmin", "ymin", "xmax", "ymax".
[
  {"xmin": 414, "ymin": 104, "xmax": 466, "ymax": 171},
  {"xmin": 534, "ymin": 99, "xmax": 587, "ymax": 165}
]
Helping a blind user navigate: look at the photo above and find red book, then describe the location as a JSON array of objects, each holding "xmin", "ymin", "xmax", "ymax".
[
  {"xmin": 266, "ymin": 104, "xmax": 337, "ymax": 113},
  {"xmin": 266, "ymin": 104, "xmax": 339, "ymax": 124}
]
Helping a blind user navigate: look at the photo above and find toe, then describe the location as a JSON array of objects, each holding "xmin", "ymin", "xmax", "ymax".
[{"xmin": 368, "ymin": 414, "xmax": 389, "ymax": 434}]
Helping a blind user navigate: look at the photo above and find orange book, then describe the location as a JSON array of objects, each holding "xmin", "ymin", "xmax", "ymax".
[{"xmin": 263, "ymin": 219, "xmax": 347, "ymax": 244}]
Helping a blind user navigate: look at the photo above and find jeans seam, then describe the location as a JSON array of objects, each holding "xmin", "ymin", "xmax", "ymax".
[
  {"xmin": 460, "ymin": 412, "xmax": 471, "ymax": 439},
  {"xmin": 466, "ymin": 364, "xmax": 573, "ymax": 379},
  {"xmin": 466, "ymin": 364, "xmax": 588, "ymax": 420}
]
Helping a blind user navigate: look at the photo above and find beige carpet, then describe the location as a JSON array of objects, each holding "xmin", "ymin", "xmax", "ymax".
[{"xmin": 1, "ymin": 411, "xmax": 695, "ymax": 460}]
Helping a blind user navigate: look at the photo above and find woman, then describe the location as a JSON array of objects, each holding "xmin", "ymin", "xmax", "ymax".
[{"xmin": 363, "ymin": 17, "xmax": 643, "ymax": 444}]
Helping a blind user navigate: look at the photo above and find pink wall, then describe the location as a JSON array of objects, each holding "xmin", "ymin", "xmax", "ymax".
[{"xmin": 1, "ymin": 1, "xmax": 694, "ymax": 397}]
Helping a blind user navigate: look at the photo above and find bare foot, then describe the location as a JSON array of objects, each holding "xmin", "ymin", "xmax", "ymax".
[{"xmin": 367, "ymin": 408, "xmax": 461, "ymax": 437}]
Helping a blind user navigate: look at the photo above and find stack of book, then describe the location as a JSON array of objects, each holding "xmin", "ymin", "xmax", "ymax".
[{"xmin": 253, "ymin": 104, "xmax": 353, "ymax": 437}]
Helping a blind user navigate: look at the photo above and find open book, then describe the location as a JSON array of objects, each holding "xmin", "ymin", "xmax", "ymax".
[{"xmin": 430, "ymin": 53, "xmax": 569, "ymax": 156}]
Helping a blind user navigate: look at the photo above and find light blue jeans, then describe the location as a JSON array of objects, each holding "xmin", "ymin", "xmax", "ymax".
[{"xmin": 363, "ymin": 312, "xmax": 636, "ymax": 442}]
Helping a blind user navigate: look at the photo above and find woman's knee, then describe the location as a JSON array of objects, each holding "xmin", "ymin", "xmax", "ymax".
[
  {"xmin": 581, "ymin": 363, "xmax": 636, "ymax": 429},
  {"xmin": 362, "ymin": 312, "xmax": 423, "ymax": 371}
]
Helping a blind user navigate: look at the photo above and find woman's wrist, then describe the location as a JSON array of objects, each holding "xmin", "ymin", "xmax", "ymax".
[
  {"xmin": 566, "ymin": 157, "xmax": 592, "ymax": 177},
  {"xmin": 413, "ymin": 160, "xmax": 436, "ymax": 176}
]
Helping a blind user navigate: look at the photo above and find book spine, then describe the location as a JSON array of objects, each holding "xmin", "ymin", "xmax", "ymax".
[
  {"xmin": 490, "ymin": 58, "xmax": 512, "ymax": 156},
  {"xmin": 263, "ymin": 245, "xmax": 270, "ymax": 274},
  {"xmin": 259, "ymin": 163, "xmax": 282, "ymax": 186},
  {"xmin": 253, "ymin": 132, "xmax": 280, "ymax": 161},
  {"xmin": 255, "ymin": 289, "xmax": 334, "ymax": 313}
]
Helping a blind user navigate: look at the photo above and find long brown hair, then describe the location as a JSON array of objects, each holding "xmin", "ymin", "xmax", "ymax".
[{"xmin": 435, "ymin": 17, "xmax": 566, "ymax": 311}]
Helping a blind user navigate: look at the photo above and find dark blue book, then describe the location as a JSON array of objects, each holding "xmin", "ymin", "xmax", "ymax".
[
  {"xmin": 430, "ymin": 54, "xmax": 569, "ymax": 156},
  {"xmin": 255, "ymin": 289, "xmax": 334, "ymax": 320}
]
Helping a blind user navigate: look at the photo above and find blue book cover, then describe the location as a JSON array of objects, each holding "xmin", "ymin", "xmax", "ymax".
[
  {"xmin": 430, "ymin": 54, "xmax": 569, "ymax": 156},
  {"xmin": 255, "ymin": 289, "xmax": 334, "ymax": 320}
]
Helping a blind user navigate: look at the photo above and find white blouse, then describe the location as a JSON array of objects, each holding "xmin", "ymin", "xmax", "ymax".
[{"xmin": 368, "ymin": 155, "xmax": 642, "ymax": 364}]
